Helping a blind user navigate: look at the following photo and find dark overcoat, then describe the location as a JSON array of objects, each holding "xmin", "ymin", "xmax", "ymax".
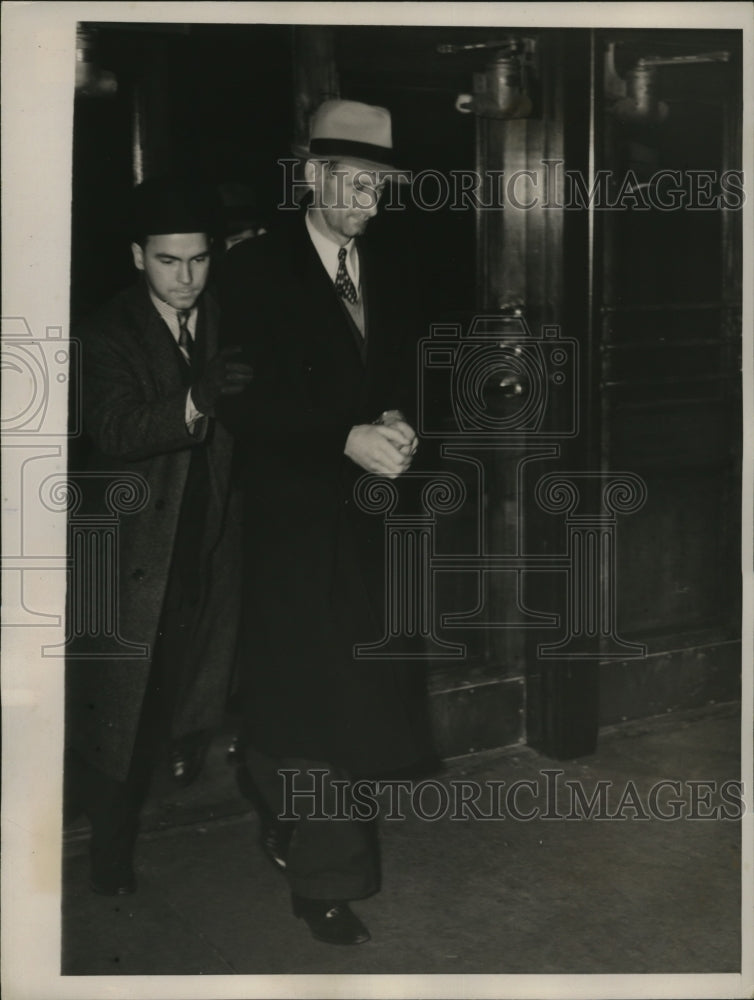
[
  {"xmin": 218, "ymin": 213, "xmax": 433, "ymax": 777},
  {"xmin": 66, "ymin": 282, "xmax": 242, "ymax": 782}
]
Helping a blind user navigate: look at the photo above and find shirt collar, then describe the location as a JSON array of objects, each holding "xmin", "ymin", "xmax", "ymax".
[
  {"xmin": 148, "ymin": 287, "xmax": 197, "ymax": 342},
  {"xmin": 305, "ymin": 211, "xmax": 360, "ymax": 289}
]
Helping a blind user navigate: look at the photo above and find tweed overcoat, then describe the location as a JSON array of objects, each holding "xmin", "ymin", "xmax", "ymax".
[
  {"xmin": 218, "ymin": 213, "xmax": 433, "ymax": 776},
  {"xmin": 66, "ymin": 282, "xmax": 242, "ymax": 782}
]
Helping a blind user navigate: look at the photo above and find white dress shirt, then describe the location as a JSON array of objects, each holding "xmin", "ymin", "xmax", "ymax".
[
  {"xmin": 305, "ymin": 212, "xmax": 367, "ymax": 338},
  {"xmin": 305, "ymin": 211, "xmax": 360, "ymax": 290},
  {"xmin": 148, "ymin": 290, "xmax": 203, "ymax": 427}
]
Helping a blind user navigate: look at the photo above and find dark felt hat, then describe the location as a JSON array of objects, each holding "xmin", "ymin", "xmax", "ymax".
[{"xmin": 129, "ymin": 176, "xmax": 223, "ymax": 240}]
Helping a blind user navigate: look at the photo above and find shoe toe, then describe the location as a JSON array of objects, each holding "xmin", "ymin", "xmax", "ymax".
[
  {"xmin": 260, "ymin": 822, "xmax": 294, "ymax": 872},
  {"xmin": 292, "ymin": 896, "xmax": 370, "ymax": 945}
]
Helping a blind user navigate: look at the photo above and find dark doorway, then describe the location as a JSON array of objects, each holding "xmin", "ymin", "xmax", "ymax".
[{"xmin": 69, "ymin": 20, "xmax": 743, "ymax": 759}]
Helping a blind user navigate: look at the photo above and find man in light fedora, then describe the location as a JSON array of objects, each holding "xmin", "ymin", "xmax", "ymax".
[{"xmin": 219, "ymin": 100, "xmax": 435, "ymax": 945}]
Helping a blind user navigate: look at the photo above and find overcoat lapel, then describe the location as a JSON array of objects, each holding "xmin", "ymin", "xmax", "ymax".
[
  {"xmin": 193, "ymin": 299, "xmax": 213, "ymax": 371},
  {"xmin": 130, "ymin": 285, "xmax": 189, "ymax": 395}
]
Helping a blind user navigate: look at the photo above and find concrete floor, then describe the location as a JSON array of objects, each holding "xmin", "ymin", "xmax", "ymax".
[{"xmin": 62, "ymin": 702, "xmax": 742, "ymax": 978}]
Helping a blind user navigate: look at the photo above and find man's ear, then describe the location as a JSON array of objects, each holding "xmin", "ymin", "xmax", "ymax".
[
  {"xmin": 305, "ymin": 159, "xmax": 327, "ymax": 209},
  {"xmin": 131, "ymin": 241, "xmax": 145, "ymax": 271},
  {"xmin": 303, "ymin": 159, "xmax": 319, "ymax": 189}
]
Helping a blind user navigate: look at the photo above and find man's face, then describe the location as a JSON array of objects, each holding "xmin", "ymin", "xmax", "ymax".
[
  {"xmin": 310, "ymin": 161, "xmax": 386, "ymax": 244},
  {"xmin": 131, "ymin": 232, "xmax": 211, "ymax": 310}
]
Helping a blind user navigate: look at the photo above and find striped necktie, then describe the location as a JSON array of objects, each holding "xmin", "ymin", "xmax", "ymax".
[{"xmin": 177, "ymin": 310, "xmax": 194, "ymax": 363}]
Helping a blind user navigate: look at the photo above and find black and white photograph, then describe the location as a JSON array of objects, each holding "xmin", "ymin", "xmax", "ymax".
[{"xmin": 2, "ymin": 3, "xmax": 752, "ymax": 998}]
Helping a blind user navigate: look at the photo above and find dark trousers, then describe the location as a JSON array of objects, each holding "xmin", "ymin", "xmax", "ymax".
[
  {"xmin": 65, "ymin": 592, "xmax": 199, "ymax": 882},
  {"xmin": 244, "ymin": 746, "xmax": 379, "ymax": 901},
  {"xmin": 66, "ymin": 450, "xmax": 211, "ymax": 883},
  {"xmin": 66, "ymin": 665, "xmax": 166, "ymax": 883}
]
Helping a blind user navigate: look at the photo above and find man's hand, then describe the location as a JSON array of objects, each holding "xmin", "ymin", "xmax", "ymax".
[
  {"xmin": 191, "ymin": 347, "xmax": 254, "ymax": 415},
  {"xmin": 375, "ymin": 409, "xmax": 418, "ymax": 459},
  {"xmin": 345, "ymin": 424, "xmax": 416, "ymax": 478}
]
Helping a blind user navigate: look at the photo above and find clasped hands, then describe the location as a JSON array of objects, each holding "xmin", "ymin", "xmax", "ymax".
[
  {"xmin": 344, "ymin": 409, "xmax": 419, "ymax": 479},
  {"xmin": 190, "ymin": 357, "xmax": 416, "ymax": 478},
  {"xmin": 191, "ymin": 347, "xmax": 254, "ymax": 414}
]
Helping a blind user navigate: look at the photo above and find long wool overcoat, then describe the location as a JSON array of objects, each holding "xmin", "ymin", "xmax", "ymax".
[
  {"xmin": 66, "ymin": 282, "xmax": 242, "ymax": 782},
  {"xmin": 218, "ymin": 213, "xmax": 434, "ymax": 777}
]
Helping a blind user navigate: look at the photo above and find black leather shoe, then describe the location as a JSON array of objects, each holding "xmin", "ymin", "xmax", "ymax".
[
  {"xmin": 233, "ymin": 760, "xmax": 296, "ymax": 874},
  {"xmin": 89, "ymin": 870, "xmax": 137, "ymax": 896},
  {"xmin": 292, "ymin": 895, "xmax": 370, "ymax": 945},
  {"xmin": 260, "ymin": 822, "xmax": 294, "ymax": 873},
  {"xmin": 171, "ymin": 731, "xmax": 210, "ymax": 787}
]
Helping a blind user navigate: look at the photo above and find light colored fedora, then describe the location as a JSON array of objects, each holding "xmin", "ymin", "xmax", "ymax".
[{"xmin": 304, "ymin": 99, "xmax": 398, "ymax": 173}]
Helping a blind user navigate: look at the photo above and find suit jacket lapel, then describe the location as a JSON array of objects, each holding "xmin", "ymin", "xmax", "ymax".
[
  {"xmin": 337, "ymin": 297, "xmax": 368, "ymax": 365},
  {"xmin": 193, "ymin": 296, "xmax": 217, "ymax": 373},
  {"xmin": 292, "ymin": 216, "xmax": 367, "ymax": 371},
  {"xmin": 354, "ymin": 238, "xmax": 370, "ymax": 364}
]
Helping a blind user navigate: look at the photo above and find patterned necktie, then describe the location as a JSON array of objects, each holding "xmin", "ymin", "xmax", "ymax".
[
  {"xmin": 334, "ymin": 246, "xmax": 358, "ymax": 304},
  {"xmin": 177, "ymin": 310, "xmax": 193, "ymax": 363}
]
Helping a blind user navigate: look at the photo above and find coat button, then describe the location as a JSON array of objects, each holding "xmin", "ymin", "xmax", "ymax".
[
  {"xmin": 132, "ymin": 569, "xmax": 145, "ymax": 581},
  {"xmin": 155, "ymin": 499, "xmax": 165, "ymax": 510}
]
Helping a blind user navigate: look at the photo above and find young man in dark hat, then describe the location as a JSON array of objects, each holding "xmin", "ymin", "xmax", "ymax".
[
  {"xmin": 65, "ymin": 176, "xmax": 253, "ymax": 895},
  {"xmin": 219, "ymin": 101, "xmax": 434, "ymax": 945}
]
